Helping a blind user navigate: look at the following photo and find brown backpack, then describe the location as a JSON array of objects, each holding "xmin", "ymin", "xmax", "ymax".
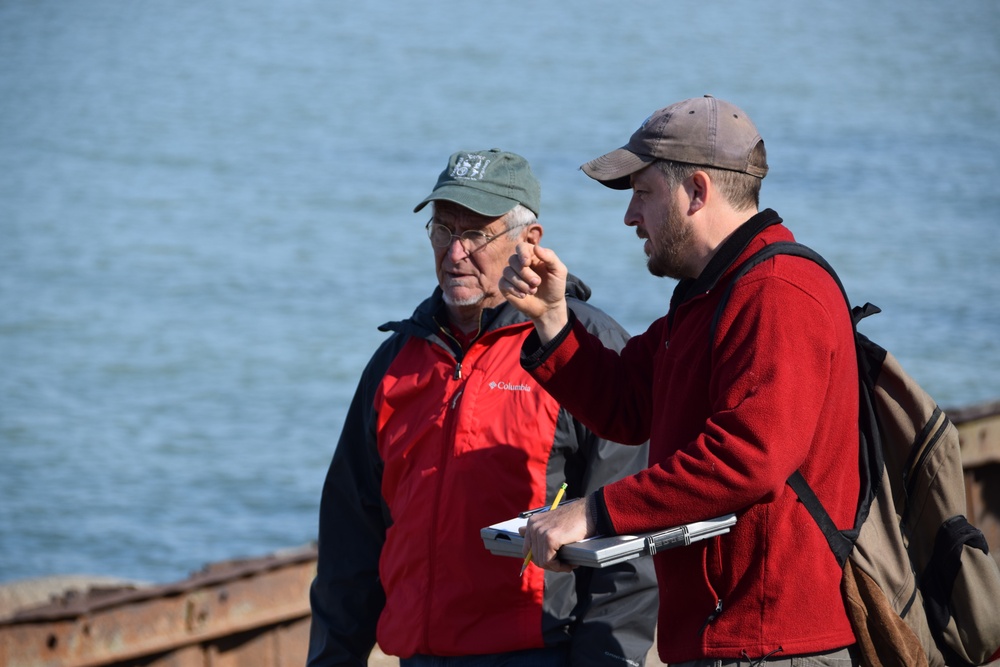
[{"xmin": 714, "ymin": 242, "xmax": 1000, "ymax": 666}]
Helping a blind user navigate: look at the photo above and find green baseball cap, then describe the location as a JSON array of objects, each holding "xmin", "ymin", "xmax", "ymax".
[{"xmin": 414, "ymin": 149, "xmax": 541, "ymax": 217}]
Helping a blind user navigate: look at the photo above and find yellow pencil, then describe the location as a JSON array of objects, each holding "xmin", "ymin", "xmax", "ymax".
[{"xmin": 520, "ymin": 482, "xmax": 568, "ymax": 577}]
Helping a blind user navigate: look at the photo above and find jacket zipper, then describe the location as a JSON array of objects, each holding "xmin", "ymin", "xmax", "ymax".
[
  {"xmin": 433, "ymin": 319, "xmax": 466, "ymax": 380},
  {"xmin": 699, "ymin": 598, "xmax": 723, "ymax": 634},
  {"xmin": 424, "ymin": 331, "xmax": 466, "ymax": 651}
]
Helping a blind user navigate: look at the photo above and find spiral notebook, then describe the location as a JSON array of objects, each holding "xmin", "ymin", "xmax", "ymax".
[{"xmin": 481, "ymin": 508, "xmax": 736, "ymax": 568}]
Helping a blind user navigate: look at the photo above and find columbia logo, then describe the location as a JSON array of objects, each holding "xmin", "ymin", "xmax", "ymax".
[{"xmin": 489, "ymin": 380, "xmax": 532, "ymax": 393}]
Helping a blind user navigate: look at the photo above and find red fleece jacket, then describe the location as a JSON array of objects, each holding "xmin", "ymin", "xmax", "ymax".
[{"xmin": 528, "ymin": 220, "xmax": 860, "ymax": 662}]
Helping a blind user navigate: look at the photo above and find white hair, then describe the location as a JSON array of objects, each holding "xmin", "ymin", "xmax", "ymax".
[{"xmin": 502, "ymin": 204, "xmax": 537, "ymax": 239}]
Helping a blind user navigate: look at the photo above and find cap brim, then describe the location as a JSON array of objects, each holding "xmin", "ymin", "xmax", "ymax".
[
  {"xmin": 580, "ymin": 148, "xmax": 655, "ymax": 190},
  {"xmin": 413, "ymin": 184, "xmax": 519, "ymax": 217}
]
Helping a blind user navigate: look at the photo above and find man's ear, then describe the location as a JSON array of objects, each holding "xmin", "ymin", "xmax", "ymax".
[
  {"xmin": 524, "ymin": 223, "xmax": 543, "ymax": 245},
  {"xmin": 686, "ymin": 171, "xmax": 711, "ymax": 214}
]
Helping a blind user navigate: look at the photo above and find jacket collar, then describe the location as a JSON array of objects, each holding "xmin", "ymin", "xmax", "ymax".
[{"xmin": 669, "ymin": 208, "xmax": 785, "ymax": 315}]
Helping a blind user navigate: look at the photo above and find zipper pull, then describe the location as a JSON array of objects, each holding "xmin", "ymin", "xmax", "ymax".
[
  {"xmin": 699, "ymin": 599, "xmax": 723, "ymax": 635},
  {"xmin": 453, "ymin": 361, "xmax": 462, "ymax": 380}
]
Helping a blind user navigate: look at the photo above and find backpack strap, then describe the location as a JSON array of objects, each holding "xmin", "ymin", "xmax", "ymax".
[
  {"xmin": 709, "ymin": 242, "xmax": 848, "ymax": 341},
  {"xmin": 788, "ymin": 470, "xmax": 855, "ymax": 566}
]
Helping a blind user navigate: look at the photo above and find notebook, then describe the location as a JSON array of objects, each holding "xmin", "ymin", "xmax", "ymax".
[{"xmin": 481, "ymin": 509, "xmax": 736, "ymax": 568}]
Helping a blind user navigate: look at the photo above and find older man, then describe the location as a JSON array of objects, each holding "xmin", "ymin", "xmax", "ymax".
[{"xmin": 308, "ymin": 149, "xmax": 657, "ymax": 666}]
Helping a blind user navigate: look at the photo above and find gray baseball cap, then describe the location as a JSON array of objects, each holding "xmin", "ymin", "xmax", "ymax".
[
  {"xmin": 414, "ymin": 149, "xmax": 541, "ymax": 217},
  {"xmin": 582, "ymin": 95, "xmax": 768, "ymax": 190}
]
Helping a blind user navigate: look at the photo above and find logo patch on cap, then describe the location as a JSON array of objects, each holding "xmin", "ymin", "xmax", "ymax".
[{"xmin": 450, "ymin": 154, "xmax": 492, "ymax": 181}]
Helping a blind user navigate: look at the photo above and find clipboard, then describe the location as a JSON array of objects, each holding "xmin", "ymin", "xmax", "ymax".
[{"xmin": 481, "ymin": 509, "xmax": 736, "ymax": 568}]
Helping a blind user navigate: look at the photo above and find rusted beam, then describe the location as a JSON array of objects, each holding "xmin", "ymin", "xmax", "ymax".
[
  {"xmin": 949, "ymin": 400, "xmax": 1000, "ymax": 468},
  {"xmin": 0, "ymin": 547, "xmax": 317, "ymax": 667}
]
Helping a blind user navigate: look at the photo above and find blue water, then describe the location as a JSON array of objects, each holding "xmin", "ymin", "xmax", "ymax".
[{"xmin": 2, "ymin": 1, "xmax": 999, "ymax": 584}]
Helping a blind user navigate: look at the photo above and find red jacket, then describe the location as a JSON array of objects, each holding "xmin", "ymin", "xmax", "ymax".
[
  {"xmin": 308, "ymin": 277, "xmax": 658, "ymax": 665},
  {"xmin": 525, "ymin": 211, "xmax": 860, "ymax": 662}
]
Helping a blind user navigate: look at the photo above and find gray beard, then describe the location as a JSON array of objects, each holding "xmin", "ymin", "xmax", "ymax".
[{"xmin": 442, "ymin": 290, "xmax": 486, "ymax": 308}]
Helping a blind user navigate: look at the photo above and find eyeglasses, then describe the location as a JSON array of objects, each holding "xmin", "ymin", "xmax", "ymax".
[{"xmin": 425, "ymin": 219, "xmax": 523, "ymax": 250}]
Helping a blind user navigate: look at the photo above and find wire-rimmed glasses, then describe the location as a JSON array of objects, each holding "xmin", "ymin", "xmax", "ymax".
[{"xmin": 425, "ymin": 219, "xmax": 523, "ymax": 250}]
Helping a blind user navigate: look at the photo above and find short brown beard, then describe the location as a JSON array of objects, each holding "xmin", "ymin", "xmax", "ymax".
[{"xmin": 646, "ymin": 196, "xmax": 693, "ymax": 280}]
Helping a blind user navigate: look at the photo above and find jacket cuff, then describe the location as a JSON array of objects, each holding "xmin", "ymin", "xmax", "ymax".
[
  {"xmin": 590, "ymin": 488, "xmax": 616, "ymax": 537},
  {"xmin": 521, "ymin": 311, "xmax": 577, "ymax": 370}
]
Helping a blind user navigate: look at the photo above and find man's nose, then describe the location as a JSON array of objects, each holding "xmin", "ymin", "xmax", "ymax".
[
  {"xmin": 624, "ymin": 198, "xmax": 641, "ymax": 227},
  {"xmin": 445, "ymin": 235, "xmax": 471, "ymax": 260}
]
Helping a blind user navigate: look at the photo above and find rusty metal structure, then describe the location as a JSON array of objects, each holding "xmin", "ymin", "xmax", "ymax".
[
  {"xmin": 0, "ymin": 546, "xmax": 321, "ymax": 667},
  {"xmin": 950, "ymin": 400, "xmax": 1000, "ymax": 569},
  {"xmin": 2, "ymin": 401, "xmax": 998, "ymax": 667}
]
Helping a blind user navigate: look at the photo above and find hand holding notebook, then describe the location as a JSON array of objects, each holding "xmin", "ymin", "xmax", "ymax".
[{"xmin": 483, "ymin": 510, "xmax": 736, "ymax": 569}]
